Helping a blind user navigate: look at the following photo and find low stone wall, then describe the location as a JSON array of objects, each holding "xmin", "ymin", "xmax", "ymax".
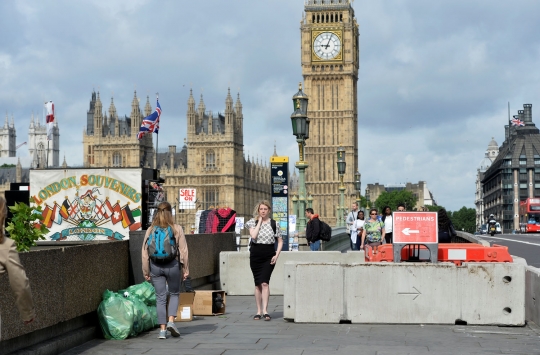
[
  {"xmin": 0, "ymin": 232, "xmax": 236, "ymax": 354},
  {"xmin": 0, "ymin": 241, "xmax": 129, "ymax": 351}
]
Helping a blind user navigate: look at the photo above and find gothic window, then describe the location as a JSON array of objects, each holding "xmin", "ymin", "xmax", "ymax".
[
  {"xmin": 113, "ymin": 152, "xmax": 122, "ymax": 167},
  {"xmin": 206, "ymin": 150, "xmax": 216, "ymax": 168}
]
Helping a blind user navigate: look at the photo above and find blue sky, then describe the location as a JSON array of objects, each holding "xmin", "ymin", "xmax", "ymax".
[{"xmin": 1, "ymin": 0, "xmax": 540, "ymax": 211}]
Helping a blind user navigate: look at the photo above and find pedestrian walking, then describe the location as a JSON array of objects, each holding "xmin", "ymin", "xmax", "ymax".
[
  {"xmin": 305, "ymin": 208, "xmax": 321, "ymax": 251},
  {"xmin": 246, "ymin": 200, "xmax": 283, "ymax": 321},
  {"xmin": 361, "ymin": 208, "xmax": 386, "ymax": 255},
  {"xmin": 352, "ymin": 210, "xmax": 365, "ymax": 250},
  {"xmin": 0, "ymin": 196, "xmax": 35, "ymax": 340},
  {"xmin": 397, "ymin": 203, "xmax": 406, "ymax": 212},
  {"xmin": 381, "ymin": 206, "xmax": 393, "ymax": 244},
  {"xmin": 345, "ymin": 203, "xmax": 359, "ymax": 250},
  {"xmin": 142, "ymin": 201, "xmax": 189, "ymax": 339},
  {"xmin": 437, "ymin": 208, "xmax": 456, "ymax": 243}
]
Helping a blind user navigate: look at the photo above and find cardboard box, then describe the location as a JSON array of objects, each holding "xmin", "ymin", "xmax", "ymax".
[
  {"xmin": 176, "ymin": 292, "xmax": 196, "ymax": 322},
  {"xmin": 193, "ymin": 290, "xmax": 226, "ymax": 316}
]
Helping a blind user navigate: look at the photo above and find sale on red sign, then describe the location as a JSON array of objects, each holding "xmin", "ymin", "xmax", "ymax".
[{"xmin": 393, "ymin": 212, "xmax": 438, "ymax": 244}]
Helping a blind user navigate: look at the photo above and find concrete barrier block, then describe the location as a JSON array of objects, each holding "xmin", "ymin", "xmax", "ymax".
[
  {"xmin": 283, "ymin": 262, "xmax": 296, "ymax": 320},
  {"xmin": 460, "ymin": 263, "xmax": 525, "ymax": 325},
  {"xmin": 219, "ymin": 251, "xmax": 343, "ymax": 295},
  {"xmin": 526, "ymin": 266, "xmax": 540, "ymax": 325},
  {"xmin": 219, "ymin": 252, "xmax": 229, "ymax": 292},
  {"xmin": 219, "ymin": 252, "xmax": 253, "ymax": 295},
  {"xmin": 341, "ymin": 250, "xmax": 366, "ymax": 264},
  {"xmin": 294, "ymin": 263, "xmax": 344, "ymax": 323},
  {"xmin": 344, "ymin": 263, "xmax": 460, "ymax": 323}
]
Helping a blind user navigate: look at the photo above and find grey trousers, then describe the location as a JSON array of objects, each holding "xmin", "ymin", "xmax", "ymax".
[{"xmin": 150, "ymin": 259, "xmax": 182, "ymax": 325}]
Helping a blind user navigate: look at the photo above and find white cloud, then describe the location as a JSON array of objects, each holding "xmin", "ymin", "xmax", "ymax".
[{"xmin": 1, "ymin": 0, "xmax": 540, "ymax": 211}]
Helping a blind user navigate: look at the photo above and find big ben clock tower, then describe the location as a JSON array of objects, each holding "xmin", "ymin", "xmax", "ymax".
[{"xmin": 301, "ymin": 0, "xmax": 359, "ymax": 225}]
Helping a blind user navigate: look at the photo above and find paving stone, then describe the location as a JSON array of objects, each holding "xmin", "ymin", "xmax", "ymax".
[{"xmin": 60, "ymin": 296, "xmax": 540, "ymax": 355}]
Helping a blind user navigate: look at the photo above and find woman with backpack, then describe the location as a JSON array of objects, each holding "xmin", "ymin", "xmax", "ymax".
[
  {"xmin": 246, "ymin": 200, "xmax": 282, "ymax": 321},
  {"xmin": 142, "ymin": 201, "xmax": 189, "ymax": 339}
]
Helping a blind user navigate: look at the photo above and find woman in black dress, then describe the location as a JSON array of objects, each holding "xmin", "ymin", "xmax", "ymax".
[{"xmin": 245, "ymin": 200, "xmax": 282, "ymax": 321}]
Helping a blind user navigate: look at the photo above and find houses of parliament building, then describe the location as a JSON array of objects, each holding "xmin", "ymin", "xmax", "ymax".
[{"xmin": 82, "ymin": 89, "xmax": 270, "ymax": 226}]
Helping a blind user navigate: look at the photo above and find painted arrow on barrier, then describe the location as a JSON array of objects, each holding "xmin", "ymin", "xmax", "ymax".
[
  {"xmin": 402, "ymin": 228, "xmax": 420, "ymax": 236},
  {"xmin": 398, "ymin": 286, "xmax": 421, "ymax": 300}
]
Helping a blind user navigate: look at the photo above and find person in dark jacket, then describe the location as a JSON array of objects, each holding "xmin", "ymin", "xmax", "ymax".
[
  {"xmin": 437, "ymin": 208, "xmax": 456, "ymax": 243},
  {"xmin": 305, "ymin": 208, "xmax": 321, "ymax": 251}
]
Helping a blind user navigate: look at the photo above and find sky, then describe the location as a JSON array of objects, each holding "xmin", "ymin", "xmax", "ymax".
[{"xmin": 1, "ymin": 0, "xmax": 540, "ymax": 211}]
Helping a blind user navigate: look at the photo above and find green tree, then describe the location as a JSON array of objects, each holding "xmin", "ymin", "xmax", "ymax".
[
  {"xmin": 449, "ymin": 206, "xmax": 476, "ymax": 233},
  {"xmin": 424, "ymin": 205, "xmax": 445, "ymax": 212},
  {"xmin": 374, "ymin": 190, "xmax": 417, "ymax": 212}
]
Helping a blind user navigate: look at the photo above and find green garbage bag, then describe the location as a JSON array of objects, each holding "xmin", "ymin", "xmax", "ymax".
[
  {"xmin": 148, "ymin": 305, "xmax": 158, "ymax": 326},
  {"xmin": 120, "ymin": 281, "xmax": 156, "ymax": 306},
  {"xmin": 126, "ymin": 294, "xmax": 155, "ymax": 332},
  {"xmin": 97, "ymin": 291, "xmax": 135, "ymax": 340}
]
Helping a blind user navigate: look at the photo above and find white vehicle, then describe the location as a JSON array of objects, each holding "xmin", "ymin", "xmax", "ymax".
[{"xmin": 495, "ymin": 222, "xmax": 502, "ymax": 234}]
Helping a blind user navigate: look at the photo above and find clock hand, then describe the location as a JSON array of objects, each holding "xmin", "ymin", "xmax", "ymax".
[{"xmin": 324, "ymin": 36, "xmax": 332, "ymax": 49}]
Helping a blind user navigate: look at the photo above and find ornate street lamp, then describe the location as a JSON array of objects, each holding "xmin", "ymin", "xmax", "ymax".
[
  {"xmin": 336, "ymin": 145, "xmax": 346, "ymax": 227},
  {"xmin": 291, "ymin": 83, "xmax": 309, "ymax": 232}
]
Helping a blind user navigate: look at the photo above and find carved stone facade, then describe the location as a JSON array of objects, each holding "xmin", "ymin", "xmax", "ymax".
[
  {"xmin": 81, "ymin": 89, "xmax": 270, "ymax": 227},
  {"xmin": 301, "ymin": 0, "xmax": 359, "ymax": 225},
  {"xmin": 82, "ymin": 91, "xmax": 154, "ymax": 168},
  {"xmin": 158, "ymin": 89, "xmax": 270, "ymax": 227}
]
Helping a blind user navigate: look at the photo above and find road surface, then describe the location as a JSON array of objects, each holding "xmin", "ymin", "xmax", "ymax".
[{"xmin": 484, "ymin": 233, "xmax": 540, "ymax": 267}]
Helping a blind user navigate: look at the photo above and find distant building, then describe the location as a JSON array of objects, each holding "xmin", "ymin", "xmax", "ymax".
[
  {"xmin": 365, "ymin": 181, "xmax": 436, "ymax": 211},
  {"xmin": 29, "ymin": 113, "xmax": 60, "ymax": 168},
  {"xmin": 475, "ymin": 138, "xmax": 499, "ymax": 229},
  {"xmin": 481, "ymin": 104, "xmax": 540, "ymax": 232},
  {"xmin": 0, "ymin": 114, "xmax": 16, "ymax": 157}
]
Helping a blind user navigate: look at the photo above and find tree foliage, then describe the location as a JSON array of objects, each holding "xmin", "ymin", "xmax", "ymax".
[
  {"xmin": 448, "ymin": 207, "xmax": 476, "ymax": 233},
  {"xmin": 373, "ymin": 190, "xmax": 418, "ymax": 212}
]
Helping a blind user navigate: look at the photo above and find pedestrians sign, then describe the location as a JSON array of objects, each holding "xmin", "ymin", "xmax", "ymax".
[{"xmin": 393, "ymin": 212, "xmax": 438, "ymax": 244}]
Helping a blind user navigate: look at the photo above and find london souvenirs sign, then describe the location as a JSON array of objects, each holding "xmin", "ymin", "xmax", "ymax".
[{"xmin": 30, "ymin": 169, "xmax": 143, "ymax": 241}]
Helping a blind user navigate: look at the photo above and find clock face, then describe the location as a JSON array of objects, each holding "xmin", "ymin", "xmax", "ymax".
[{"xmin": 313, "ymin": 32, "xmax": 341, "ymax": 60}]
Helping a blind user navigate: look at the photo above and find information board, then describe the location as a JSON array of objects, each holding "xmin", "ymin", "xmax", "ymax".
[
  {"xmin": 271, "ymin": 156, "xmax": 289, "ymax": 251},
  {"xmin": 393, "ymin": 212, "xmax": 438, "ymax": 244}
]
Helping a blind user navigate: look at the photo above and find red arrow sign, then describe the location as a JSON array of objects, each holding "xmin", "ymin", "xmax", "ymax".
[{"xmin": 393, "ymin": 212, "xmax": 438, "ymax": 244}]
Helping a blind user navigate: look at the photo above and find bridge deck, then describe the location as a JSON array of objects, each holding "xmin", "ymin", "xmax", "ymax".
[{"xmin": 62, "ymin": 295, "xmax": 540, "ymax": 355}]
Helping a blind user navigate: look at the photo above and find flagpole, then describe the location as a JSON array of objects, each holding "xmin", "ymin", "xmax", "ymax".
[{"xmin": 155, "ymin": 93, "xmax": 159, "ymax": 169}]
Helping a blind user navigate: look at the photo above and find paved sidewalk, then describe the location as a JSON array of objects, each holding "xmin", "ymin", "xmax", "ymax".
[{"xmin": 63, "ymin": 296, "xmax": 540, "ymax": 355}]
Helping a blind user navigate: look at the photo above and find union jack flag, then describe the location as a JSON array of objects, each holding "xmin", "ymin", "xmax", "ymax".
[
  {"xmin": 137, "ymin": 99, "xmax": 161, "ymax": 140},
  {"xmin": 511, "ymin": 118, "xmax": 525, "ymax": 126}
]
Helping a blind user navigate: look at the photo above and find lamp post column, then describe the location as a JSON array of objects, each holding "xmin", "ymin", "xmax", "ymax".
[
  {"xmin": 290, "ymin": 82, "xmax": 310, "ymax": 232},
  {"xmin": 336, "ymin": 145, "xmax": 347, "ymax": 227}
]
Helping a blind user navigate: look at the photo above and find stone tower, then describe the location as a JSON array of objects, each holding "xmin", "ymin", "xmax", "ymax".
[
  {"xmin": 301, "ymin": 0, "xmax": 359, "ymax": 224},
  {"xmin": 29, "ymin": 112, "xmax": 60, "ymax": 168},
  {"xmin": 0, "ymin": 114, "xmax": 16, "ymax": 157},
  {"xmin": 82, "ymin": 90, "xmax": 154, "ymax": 168}
]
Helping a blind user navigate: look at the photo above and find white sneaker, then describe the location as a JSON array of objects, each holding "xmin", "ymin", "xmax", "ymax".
[
  {"xmin": 167, "ymin": 322, "xmax": 180, "ymax": 337},
  {"xmin": 158, "ymin": 330, "xmax": 167, "ymax": 339}
]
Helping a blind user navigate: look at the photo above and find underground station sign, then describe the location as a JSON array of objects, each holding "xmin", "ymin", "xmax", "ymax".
[{"xmin": 393, "ymin": 212, "xmax": 438, "ymax": 244}]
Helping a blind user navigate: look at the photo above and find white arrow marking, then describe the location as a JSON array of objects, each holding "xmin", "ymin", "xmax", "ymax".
[
  {"xmin": 402, "ymin": 228, "xmax": 420, "ymax": 236},
  {"xmin": 398, "ymin": 286, "xmax": 421, "ymax": 300}
]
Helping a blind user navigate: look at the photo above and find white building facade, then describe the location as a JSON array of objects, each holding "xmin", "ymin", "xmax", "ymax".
[{"xmin": 475, "ymin": 137, "xmax": 499, "ymax": 229}]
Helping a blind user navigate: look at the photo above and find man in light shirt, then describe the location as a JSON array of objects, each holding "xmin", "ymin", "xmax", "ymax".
[{"xmin": 345, "ymin": 203, "xmax": 359, "ymax": 250}]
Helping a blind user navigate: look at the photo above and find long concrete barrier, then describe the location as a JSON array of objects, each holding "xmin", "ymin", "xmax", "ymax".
[
  {"xmin": 219, "ymin": 250, "xmax": 365, "ymax": 295},
  {"xmin": 284, "ymin": 261, "xmax": 525, "ymax": 325}
]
